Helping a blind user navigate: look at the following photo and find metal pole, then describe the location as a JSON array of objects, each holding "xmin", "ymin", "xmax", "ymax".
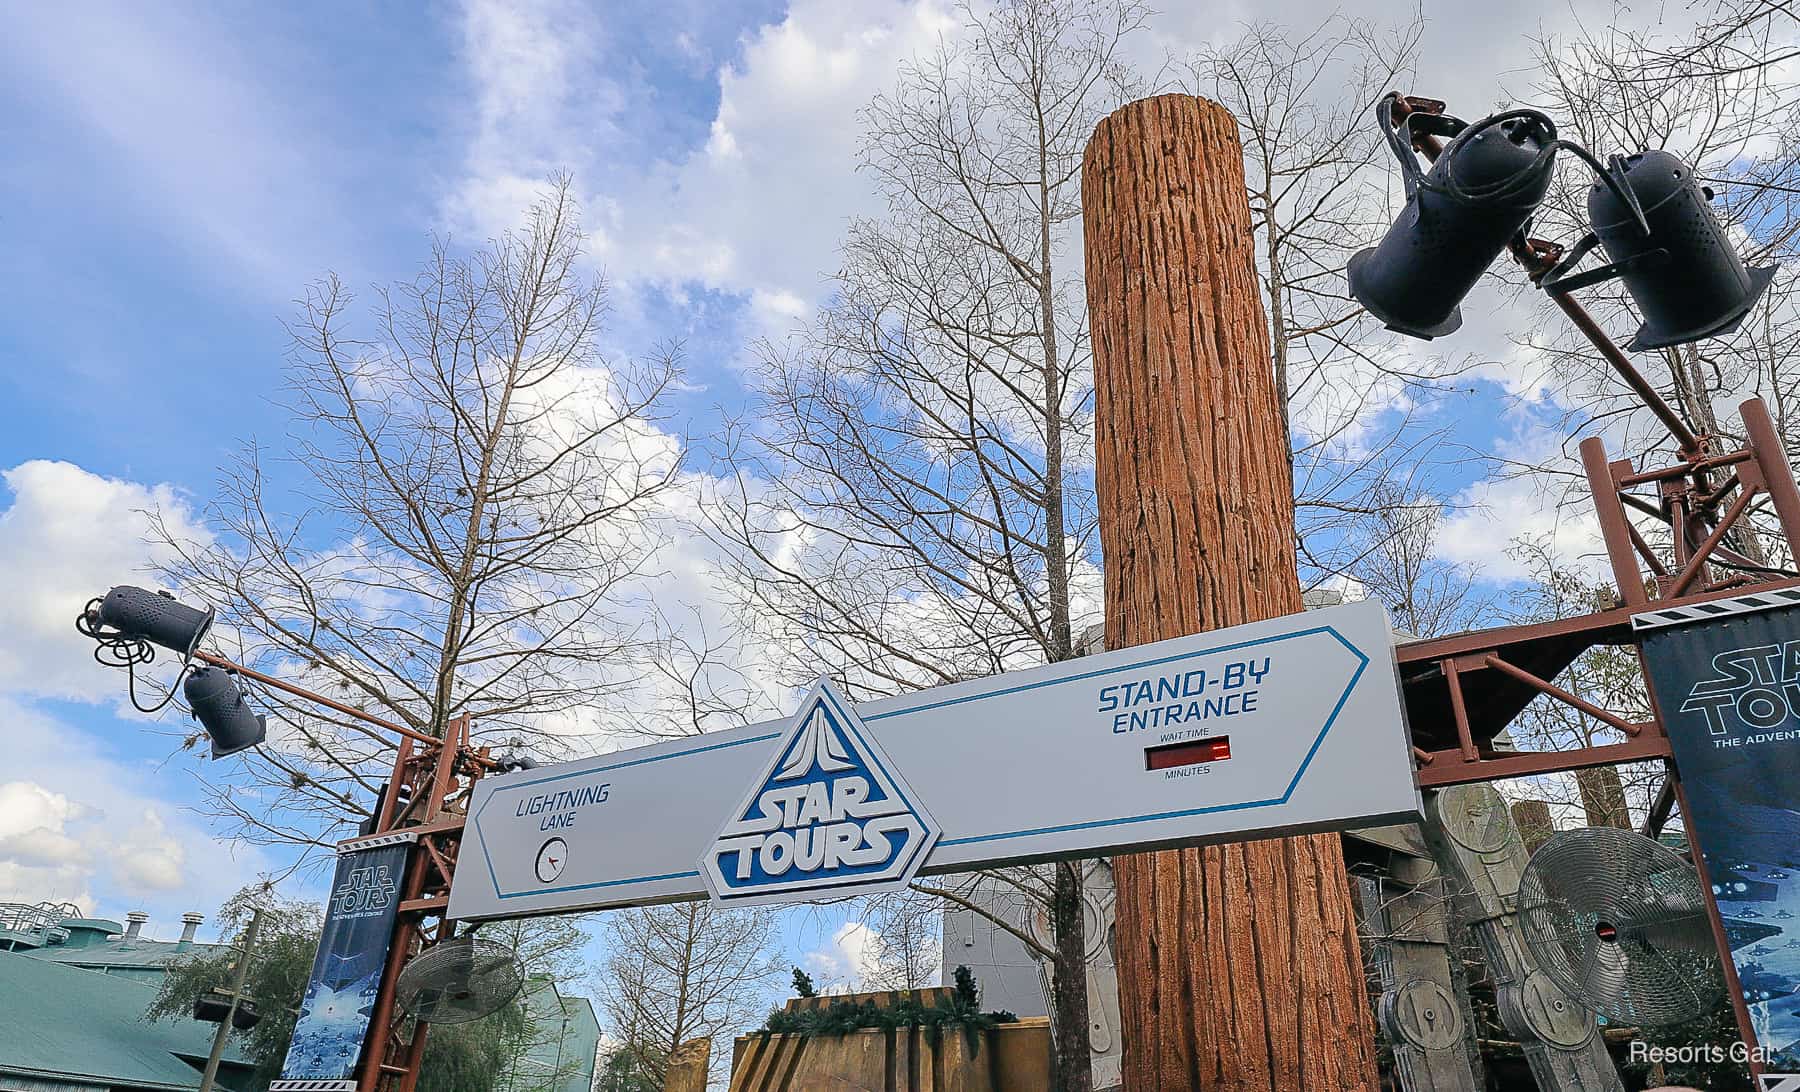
[
  {"xmin": 1581, "ymin": 437, "xmax": 1649, "ymax": 607},
  {"xmin": 1548, "ymin": 295, "xmax": 1702, "ymax": 455},
  {"xmin": 1742, "ymin": 396, "xmax": 1800, "ymax": 546},
  {"xmin": 198, "ymin": 908, "xmax": 263, "ymax": 1092},
  {"xmin": 190, "ymin": 650, "xmax": 440, "ymax": 746},
  {"xmin": 1667, "ymin": 772, "xmax": 1766, "ymax": 1084}
]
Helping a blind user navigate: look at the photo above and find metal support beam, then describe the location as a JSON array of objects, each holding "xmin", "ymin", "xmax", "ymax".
[
  {"xmin": 1414, "ymin": 736, "xmax": 1671, "ymax": 788},
  {"xmin": 1480, "ymin": 654, "xmax": 1645, "ymax": 737},
  {"xmin": 1582, "ymin": 438, "xmax": 1647, "ymax": 607},
  {"xmin": 1443, "ymin": 657, "xmax": 1480, "ymax": 764},
  {"xmin": 1744, "ymin": 396, "xmax": 1800, "ymax": 548},
  {"xmin": 1640, "ymin": 773, "xmax": 1676, "ymax": 839},
  {"xmin": 190, "ymin": 649, "xmax": 438, "ymax": 746},
  {"xmin": 354, "ymin": 716, "xmax": 479, "ymax": 1092},
  {"xmin": 1669, "ymin": 485, "xmax": 1761, "ymax": 597}
]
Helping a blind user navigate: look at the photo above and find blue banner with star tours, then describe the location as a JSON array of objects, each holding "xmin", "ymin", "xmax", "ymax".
[
  {"xmin": 1639, "ymin": 594, "xmax": 1800, "ymax": 1068},
  {"xmin": 272, "ymin": 838, "xmax": 409, "ymax": 1090}
]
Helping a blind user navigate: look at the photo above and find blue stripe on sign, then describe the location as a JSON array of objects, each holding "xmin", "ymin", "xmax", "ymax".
[{"xmin": 497, "ymin": 869, "xmax": 702, "ymax": 900}]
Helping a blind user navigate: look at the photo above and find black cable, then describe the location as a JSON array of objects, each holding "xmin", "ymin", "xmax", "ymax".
[
  {"xmin": 1377, "ymin": 94, "xmax": 1648, "ymax": 238},
  {"xmin": 75, "ymin": 598, "xmax": 189, "ymax": 715},
  {"xmin": 1429, "ymin": 109, "xmax": 1561, "ymax": 207}
]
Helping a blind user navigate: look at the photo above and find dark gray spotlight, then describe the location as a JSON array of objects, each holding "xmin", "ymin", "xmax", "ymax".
[
  {"xmin": 88, "ymin": 586, "xmax": 213, "ymax": 657},
  {"xmin": 1556, "ymin": 148, "xmax": 1777, "ymax": 351},
  {"xmin": 184, "ymin": 666, "xmax": 267, "ymax": 759},
  {"xmin": 1349, "ymin": 98, "xmax": 1560, "ymax": 340}
]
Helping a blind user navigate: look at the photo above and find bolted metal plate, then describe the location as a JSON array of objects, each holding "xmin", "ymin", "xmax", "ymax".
[
  {"xmin": 1510, "ymin": 970, "xmax": 1594, "ymax": 1050},
  {"xmin": 1380, "ymin": 978, "xmax": 1463, "ymax": 1051},
  {"xmin": 1435, "ymin": 782, "xmax": 1513, "ymax": 854}
]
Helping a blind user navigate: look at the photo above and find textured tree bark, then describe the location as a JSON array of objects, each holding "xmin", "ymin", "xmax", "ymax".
[{"xmin": 1082, "ymin": 93, "xmax": 1381, "ymax": 1091}]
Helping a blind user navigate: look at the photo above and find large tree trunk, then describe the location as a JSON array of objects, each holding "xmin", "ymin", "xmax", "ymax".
[{"xmin": 1081, "ymin": 93, "xmax": 1380, "ymax": 1091}]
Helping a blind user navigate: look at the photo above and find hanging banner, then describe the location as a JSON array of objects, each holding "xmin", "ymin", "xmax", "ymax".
[
  {"xmin": 1638, "ymin": 590, "xmax": 1800, "ymax": 1069},
  {"xmin": 270, "ymin": 833, "xmax": 412, "ymax": 1092}
]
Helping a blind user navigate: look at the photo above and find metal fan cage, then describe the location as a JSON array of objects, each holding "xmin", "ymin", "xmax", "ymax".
[
  {"xmin": 394, "ymin": 936, "xmax": 525, "ymax": 1024},
  {"xmin": 1516, "ymin": 825, "xmax": 1720, "ymax": 1026}
]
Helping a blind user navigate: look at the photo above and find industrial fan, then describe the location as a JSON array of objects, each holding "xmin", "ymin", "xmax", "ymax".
[
  {"xmin": 1516, "ymin": 826, "xmax": 1720, "ymax": 1026},
  {"xmin": 392, "ymin": 935, "xmax": 524, "ymax": 1024}
]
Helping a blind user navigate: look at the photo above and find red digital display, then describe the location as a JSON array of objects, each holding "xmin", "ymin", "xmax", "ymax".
[{"xmin": 1144, "ymin": 736, "xmax": 1233, "ymax": 771}]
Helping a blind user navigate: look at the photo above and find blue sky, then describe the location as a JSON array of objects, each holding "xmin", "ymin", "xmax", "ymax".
[{"xmin": 0, "ymin": 0, "xmax": 1656, "ymax": 998}]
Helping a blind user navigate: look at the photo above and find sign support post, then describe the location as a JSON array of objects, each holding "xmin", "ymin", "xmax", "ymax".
[{"xmin": 1082, "ymin": 93, "xmax": 1381, "ymax": 1089}]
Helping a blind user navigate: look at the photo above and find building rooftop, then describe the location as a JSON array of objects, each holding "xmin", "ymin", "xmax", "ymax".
[
  {"xmin": 2, "ymin": 902, "xmax": 227, "ymax": 973},
  {"xmin": 498, "ymin": 976, "xmax": 601, "ymax": 1092},
  {"xmin": 0, "ymin": 949, "xmax": 254, "ymax": 1092},
  {"xmin": 27, "ymin": 936, "xmax": 227, "ymax": 969}
]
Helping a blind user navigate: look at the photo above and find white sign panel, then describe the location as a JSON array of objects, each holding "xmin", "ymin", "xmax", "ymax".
[{"xmin": 448, "ymin": 599, "xmax": 1419, "ymax": 920}]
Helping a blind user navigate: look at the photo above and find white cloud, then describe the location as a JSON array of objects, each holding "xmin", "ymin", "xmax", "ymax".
[
  {"xmin": 447, "ymin": 0, "xmax": 958, "ymax": 316},
  {"xmin": 446, "ymin": 0, "xmax": 626, "ymax": 239},
  {"xmin": 803, "ymin": 919, "xmax": 885, "ymax": 991},
  {"xmin": 0, "ymin": 782, "xmax": 91, "ymax": 900},
  {"xmin": 0, "ymin": 3, "xmax": 361, "ymax": 291},
  {"xmin": 0, "ymin": 461, "xmax": 212, "ymax": 704},
  {"xmin": 0, "ymin": 696, "xmax": 263, "ymax": 918},
  {"xmin": 1435, "ymin": 427, "xmax": 1608, "ymax": 584},
  {"xmin": 0, "ymin": 462, "xmax": 253, "ymax": 919},
  {"xmin": 113, "ymin": 809, "xmax": 188, "ymax": 894}
]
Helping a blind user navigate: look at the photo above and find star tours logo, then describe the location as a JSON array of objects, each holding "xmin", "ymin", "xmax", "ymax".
[
  {"xmin": 701, "ymin": 678, "xmax": 939, "ymax": 905},
  {"xmin": 329, "ymin": 862, "xmax": 396, "ymax": 919}
]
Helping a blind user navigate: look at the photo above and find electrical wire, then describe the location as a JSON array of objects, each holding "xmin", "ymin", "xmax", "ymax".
[
  {"xmin": 75, "ymin": 597, "xmax": 191, "ymax": 715},
  {"xmin": 1376, "ymin": 93, "xmax": 1647, "ymax": 234}
]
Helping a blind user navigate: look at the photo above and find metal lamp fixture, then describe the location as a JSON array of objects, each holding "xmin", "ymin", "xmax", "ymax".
[
  {"xmin": 1349, "ymin": 95, "xmax": 1564, "ymax": 339},
  {"xmin": 496, "ymin": 752, "xmax": 539, "ymax": 774},
  {"xmin": 183, "ymin": 665, "xmax": 268, "ymax": 759},
  {"xmin": 78, "ymin": 585, "xmax": 266, "ymax": 759},
  {"xmin": 1352, "ymin": 91, "xmax": 1778, "ymax": 354},
  {"xmin": 84, "ymin": 585, "xmax": 214, "ymax": 658},
  {"xmin": 1543, "ymin": 148, "xmax": 1777, "ymax": 350}
]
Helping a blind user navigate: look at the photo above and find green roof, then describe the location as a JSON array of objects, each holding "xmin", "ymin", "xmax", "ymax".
[
  {"xmin": 28, "ymin": 937, "xmax": 227, "ymax": 969},
  {"xmin": 0, "ymin": 951, "xmax": 253, "ymax": 1092}
]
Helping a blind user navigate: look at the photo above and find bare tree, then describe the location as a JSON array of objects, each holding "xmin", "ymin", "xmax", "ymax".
[
  {"xmin": 1187, "ymin": 13, "xmax": 1477, "ymax": 590},
  {"xmin": 1610, "ymin": 1, "xmax": 1800, "ymax": 88},
  {"xmin": 595, "ymin": 903, "xmax": 784, "ymax": 1088},
  {"xmin": 1347, "ymin": 480, "xmax": 1487, "ymax": 639},
  {"xmin": 1499, "ymin": 13, "xmax": 1800, "ymax": 573},
  {"xmin": 1499, "ymin": 539, "xmax": 1665, "ymax": 829},
  {"xmin": 488, "ymin": 914, "xmax": 604, "ymax": 1092},
  {"xmin": 848, "ymin": 889, "xmax": 946, "ymax": 992},
  {"xmin": 147, "ymin": 179, "xmax": 682, "ymax": 855},
  {"xmin": 702, "ymin": 4, "xmax": 1147, "ymax": 1087}
]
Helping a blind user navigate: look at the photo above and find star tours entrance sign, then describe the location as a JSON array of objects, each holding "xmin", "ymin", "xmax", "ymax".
[
  {"xmin": 446, "ymin": 598, "xmax": 1420, "ymax": 919},
  {"xmin": 703, "ymin": 679, "xmax": 940, "ymax": 905}
]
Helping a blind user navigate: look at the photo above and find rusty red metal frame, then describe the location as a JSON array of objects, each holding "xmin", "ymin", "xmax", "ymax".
[
  {"xmin": 1582, "ymin": 396, "xmax": 1800, "ymax": 609},
  {"xmin": 183, "ymin": 647, "xmax": 487, "ymax": 1092},
  {"xmin": 356, "ymin": 714, "xmax": 486, "ymax": 1092},
  {"xmin": 1387, "ymin": 91, "xmax": 1793, "ymax": 1077}
]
